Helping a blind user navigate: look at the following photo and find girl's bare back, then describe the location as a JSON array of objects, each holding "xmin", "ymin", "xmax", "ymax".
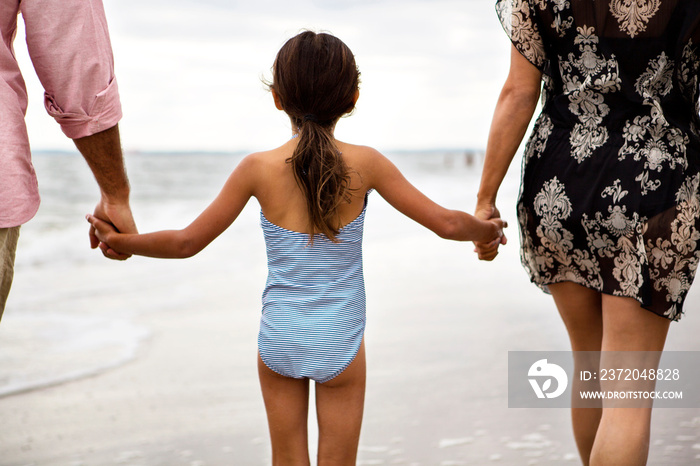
[{"xmin": 249, "ymin": 138, "xmax": 373, "ymax": 234}]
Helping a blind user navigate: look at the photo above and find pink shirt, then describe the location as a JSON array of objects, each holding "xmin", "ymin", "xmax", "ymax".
[{"xmin": 0, "ymin": 0, "xmax": 122, "ymax": 228}]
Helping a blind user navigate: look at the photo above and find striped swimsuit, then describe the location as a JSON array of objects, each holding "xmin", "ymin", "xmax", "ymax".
[{"xmin": 258, "ymin": 200, "xmax": 367, "ymax": 383}]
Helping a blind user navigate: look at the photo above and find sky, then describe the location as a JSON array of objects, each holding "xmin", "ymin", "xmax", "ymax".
[{"xmin": 15, "ymin": 0, "xmax": 512, "ymax": 153}]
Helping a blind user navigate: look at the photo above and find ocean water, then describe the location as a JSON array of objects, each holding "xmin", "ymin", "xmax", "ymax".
[{"xmin": 0, "ymin": 149, "xmax": 495, "ymax": 398}]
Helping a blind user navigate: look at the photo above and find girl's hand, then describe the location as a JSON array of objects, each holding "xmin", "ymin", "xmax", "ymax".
[
  {"xmin": 478, "ymin": 217, "xmax": 507, "ymax": 257},
  {"xmin": 489, "ymin": 217, "xmax": 508, "ymax": 243},
  {"xmin": 85, "ymin": 214, "xmax": 122, "ymax": 256}
]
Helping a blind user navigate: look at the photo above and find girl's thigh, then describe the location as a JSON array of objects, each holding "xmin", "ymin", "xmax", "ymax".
[
  {"xmin": 258, "ymin": 354, "xmax": 311, "ymax": 464},
  {"xmin": 315, "ymin": 340, "xmax": 366, "ymax": 465}
]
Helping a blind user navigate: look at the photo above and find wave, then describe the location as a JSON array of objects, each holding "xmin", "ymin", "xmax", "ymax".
[{"xmin": 0, "ymin": 313, "xmax": 150, "ymax": 398}]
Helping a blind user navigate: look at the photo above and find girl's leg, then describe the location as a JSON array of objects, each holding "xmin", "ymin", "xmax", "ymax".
[
  {"xmin": 548, "ymin": 282, "xmax": 603, "ymax": 465},
  {"xmin": 315, "ymin": 340, "xmax": 366, "ymax": 466},
  {"xmin": 258, "ymin": 354, "xmax": 311, "ymax": 466},
  {"xmin": 589, "ymin": 295, "xmax": 671, "ymax": 466}
]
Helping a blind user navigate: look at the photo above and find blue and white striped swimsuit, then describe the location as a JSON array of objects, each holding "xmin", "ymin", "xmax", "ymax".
[{"xmin": 258, "ymin": 200, "xmax": 367, "ymax": 383}]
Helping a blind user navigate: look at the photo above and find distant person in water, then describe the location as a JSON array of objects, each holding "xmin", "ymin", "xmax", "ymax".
[
  {"xmin": 88, "ymin": 30, "xmax": 505, "ymax": 465},
  {"xmin": 0, "ymin": 0, "xmax": 137, "ymax": 321}
]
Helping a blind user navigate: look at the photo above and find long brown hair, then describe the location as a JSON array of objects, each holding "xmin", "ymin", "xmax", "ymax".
[{"xmin": 269, "ymin": 31, "xmax": 361, "ymax": 242}]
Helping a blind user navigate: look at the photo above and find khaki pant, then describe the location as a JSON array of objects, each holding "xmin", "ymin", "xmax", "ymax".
[{"xmin": 0, "ymin": 226, "xmax": 20, "ymax": 322}]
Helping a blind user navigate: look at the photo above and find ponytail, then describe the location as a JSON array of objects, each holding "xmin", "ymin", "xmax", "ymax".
[{"xmin": 287, "ymin": 116, "xmax": 352, "ymax": 242}]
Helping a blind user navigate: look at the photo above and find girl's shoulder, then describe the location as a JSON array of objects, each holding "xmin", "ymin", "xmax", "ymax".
[
  {"xmin": 336, "ymin": 141, "xmax": 385, "ymax": 166},
  {"xmin": 238, "ymin": 144, "xmax": 291, "ymax": 173},
  {"xmin": 336, "ymin": 141, "xmax": 379, "ymax": 155},
  {"xmin": 336, "ymin": 142, "xmax": 399, "ymax": 192},
  {"xmin": 338, "ymin": 142, "xmax": 398, "ymax": 172}
]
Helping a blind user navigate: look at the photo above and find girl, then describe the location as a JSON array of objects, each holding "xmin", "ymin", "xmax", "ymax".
[{"xmin": 88, "ymin": 31, "xmax": 505, "ymax": 465}]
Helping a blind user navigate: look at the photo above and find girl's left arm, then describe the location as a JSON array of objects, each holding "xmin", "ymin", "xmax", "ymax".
[
  {"xmin": 87, "ymin": 155, "xmax": 259, "ymax": 258},
  {"xmin": 364, "ymin": 149, "xmax": 506, "ymax": 243}
]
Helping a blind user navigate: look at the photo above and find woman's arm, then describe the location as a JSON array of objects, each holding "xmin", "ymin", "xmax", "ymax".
[
  {"xmin": 475, "ymin": 44, "xmax": 543, "ymax": 260},
  {"xmin": 87, "ymin": 154, "xmax": 259, "ymax": 258},
  {"xmin": 364, "ymin": 149, "xmax": 506, "ymax": 243}
]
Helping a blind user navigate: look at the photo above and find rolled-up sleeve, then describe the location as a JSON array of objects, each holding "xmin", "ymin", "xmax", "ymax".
[{"xmin": 20, "ymin": 0, "xmax": 122, "ymax": 139}]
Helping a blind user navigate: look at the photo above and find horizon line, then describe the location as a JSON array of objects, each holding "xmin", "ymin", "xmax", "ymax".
[{"xmin": 33, "ymin": 147, "xmax": 486, "ymax": 156}]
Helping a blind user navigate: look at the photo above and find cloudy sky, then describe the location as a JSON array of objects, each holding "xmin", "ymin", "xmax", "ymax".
[{"xmin": 16, "ymin": 0, "xmax": 512, "ymax": 153}]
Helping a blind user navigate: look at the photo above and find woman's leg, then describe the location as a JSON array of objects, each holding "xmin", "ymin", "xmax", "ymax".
[
  {"xmin": 548, "ymin": 281, "xmax": 603, "ymax": 465},
  {"xmin": 315, "ymin": 340, "xmax": 366, "ymax": 466},
  {"xmin": 589, "ymin": 295, "xmax": 671, "ymax": 466},
  {"xmin": 258, "ymin": 354, "xmax": 311, "ymax": 466}
]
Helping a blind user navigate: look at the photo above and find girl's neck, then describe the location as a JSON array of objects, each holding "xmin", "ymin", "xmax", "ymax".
[{"xmin": 290, "ymin": 120, "xmax": 339, "ymax": 138}]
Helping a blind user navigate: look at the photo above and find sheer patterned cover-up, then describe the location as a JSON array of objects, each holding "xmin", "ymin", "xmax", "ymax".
[{"xmin": 496, "ymin": 0, "xmax": 700, "ymax": 320}]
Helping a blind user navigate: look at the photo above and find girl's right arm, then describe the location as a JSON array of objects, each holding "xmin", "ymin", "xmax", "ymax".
[
  {"xmin": 87, "ymin": 154, "xmax": 261, "ymax": 258},
  {"xmin": 363, "ymin": 149, "xmax": 506, "ymax": 244}
]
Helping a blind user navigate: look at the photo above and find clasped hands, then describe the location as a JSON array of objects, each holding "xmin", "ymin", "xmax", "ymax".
[
  {"xmin": 87, "ymin": 198, "xmax": 136, "ymax": 260},
  {"xmin": 474, "ymin": 203, "xmax": 508, "ymax": 261}
]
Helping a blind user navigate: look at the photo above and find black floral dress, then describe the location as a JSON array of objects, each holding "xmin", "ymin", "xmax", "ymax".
[{"xmin": 496, "ymin": 0, "xmax": 700, "ymax": 320}]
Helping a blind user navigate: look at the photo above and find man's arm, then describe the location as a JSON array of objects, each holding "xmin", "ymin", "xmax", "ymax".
[
  {"xmin": 21, "ymin": 1, "xmax": 137, "ymax": 258},
  {"xmin": 74, "ymin": 125, "xmax": 137, "ymax": 260}
]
